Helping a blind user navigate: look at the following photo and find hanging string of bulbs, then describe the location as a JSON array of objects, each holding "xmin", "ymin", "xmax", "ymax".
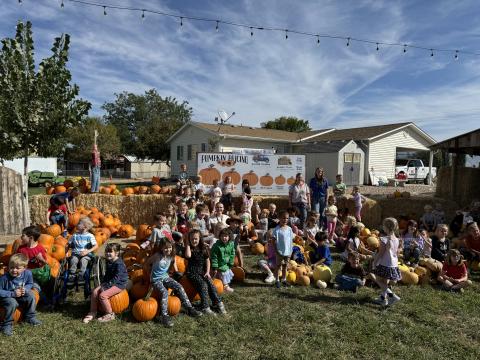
[{"xmin": 18, "ymin": 0, "xmax": 479, "ymax": 59}]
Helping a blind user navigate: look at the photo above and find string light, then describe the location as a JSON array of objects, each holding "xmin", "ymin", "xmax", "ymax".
[
  {"xmin": 18, "ymin": 0, "xmax": 22, "ymax": 4},
  {"xmin": 43, "ymin": 0, "xmax": 477, "ymax": 59},
  {"xmin": 142, "ymin": 10, "xmax": 145, "ymax": 19},
  {"xmin": 430, "ymin": 49, "xmax": 434, "ymax": 57},
  {"xmin": 61, "ymin": 0, "xmax": 64, "ymax": 8},
  {"xmin": 317, "ymin": 35, "xmax": 320, "ymax": 45}
]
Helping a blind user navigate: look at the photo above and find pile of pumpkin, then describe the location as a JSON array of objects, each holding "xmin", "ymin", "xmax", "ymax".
[
  {"xmin": 46, "ymin": 178, "xmax": 90, "ymax": 194},
  {"xmin": 387, "ymin": 190, "xmax": 412, "ymax": 199}
]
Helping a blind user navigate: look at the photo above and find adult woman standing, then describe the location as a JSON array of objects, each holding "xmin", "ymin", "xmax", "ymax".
[
  {"xmin": 90, "ymin": 130, "xmax": 101, "ymax": 193},
  {"xmin": 288, "ymin": 173, "xmax": 310, "ymax": 228},
  {"xmin": 309, "ymin": 168, "xmax": 329, "ymax": 229}
]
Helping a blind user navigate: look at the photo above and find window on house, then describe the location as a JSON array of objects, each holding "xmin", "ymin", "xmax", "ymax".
[
  {"xmin": 187, "ymin": 144, "xmax": 198, "ymax": 160},
  {"xmin": 176, "ymin": 146, "xmax": 184, "ymax": 161},
  {"xmin": 187, "ymin": 145, "xmax": 192, "ymax": 160},
  {"xmin": 201, "ymin": 143, "xmax": 207, "ymax": 152}
]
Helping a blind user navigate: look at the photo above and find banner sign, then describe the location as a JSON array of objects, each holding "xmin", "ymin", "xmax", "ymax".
[{"xmin": 197, "ymin": 152, "xmax": 305, "ymax": 195}]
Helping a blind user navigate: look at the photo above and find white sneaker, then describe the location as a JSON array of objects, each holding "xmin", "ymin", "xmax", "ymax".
[
  {"xmin": 264, "ymin": 274, "xmax": 275, "ymax": 284},
  {"xmin": 223, "ymin": 285, "xmax": 234, "ymax": 293},
  {"xmin": 373, "ymin": 296, "xmax": 388, "ymax": 306},
  {"xmin": 387, "ymin": 293, "xmax": 401, "ymax": 306}
]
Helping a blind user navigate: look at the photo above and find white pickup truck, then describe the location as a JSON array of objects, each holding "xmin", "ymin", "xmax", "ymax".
[{"xmin": 395, "ymin": 159, "xmax": 437, "ymax": 184}]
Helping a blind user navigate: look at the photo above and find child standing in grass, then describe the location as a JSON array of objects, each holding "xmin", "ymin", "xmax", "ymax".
[
  {"xmin": 437, "ymin": 249, "xmax": 472, "ymax": 292},
  {"xmin": 257, "ymin": 231, "xmax": 276, "ymax": 284},
  {"xmin": 325, "ymin": 195, "xmax": 338, "ymax": 245},
  {"xmin": 83, "ymin": 243, "xmax": 128, "ymax": 323},
  {"xmin": 372, "ymin": 217, "xmax": 402, "ymax": 306},
  {"xmin": 0, "ymin": 254, "xmax": 41, "ymax": 336},
  {"xmin": 352, "ymin": 186, "xmax": 366, "ymax": 222},
  {"xmin": 146, "ymin": 239, "xmax": 201, "ymax": 328},
  {"xmin": 272, "ymin": 210, "xmax": 294, "ymax": 288},
  {"xmin": 211, "ymin": 228, "xmax": 236, "ymax": 293},
  {"xmin": 184, "ymin": 229, "xmax": 226, "ymax": 315}
]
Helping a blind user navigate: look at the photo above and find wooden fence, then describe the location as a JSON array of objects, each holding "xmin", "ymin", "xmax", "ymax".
[{"xmin": 0, "ymin": 166, "xmax": 30, "ymax": 235}]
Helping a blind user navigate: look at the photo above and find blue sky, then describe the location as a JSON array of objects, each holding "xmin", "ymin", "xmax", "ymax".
[{"xmin": 2, "ymin": 0, "xmax": 480, "ymax": 143}]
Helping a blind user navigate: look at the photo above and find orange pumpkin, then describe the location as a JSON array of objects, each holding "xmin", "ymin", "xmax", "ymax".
[
  {"xmin": 109, "ymin": 289, "xmax": 129, "ymax": 314},
  {"xmin": 136, "ymin": 224, "xmax": 153, "ymax": 243},
  {"xmin": 179, "ymin": 276, "xmax": 200, "ymax": 301},
  {"xmin": 260, "ymin": 174, "xmax": 273, "ymax": 186},
  {"xmin": 275, "ymin": 175, "xmax": 286, "ymax": 185},
  {"xmin": 126, "ymin": 243, "xmax": 141, "ymax": 252},
  {"xmin": 102, "ymin": 215, "xmax": 116, "ymax": 228},
  {"xmin": 122, "ymin": 187, "xmax": 134, "ymax": 196},
  {"xmin": 213, "ymin": 278, "xmax": 224, "ymax": 295},
  {"xmin": 54, "ymin": 236, "xmax": 68, "ymax": 248},
  {"xmin": 242, "ymin": 170, "xmax": 259, "ymax": 186},
  {"xmin": 50, "ymin": 244, "xmax": 66, "ymax": 261},
  {"xmin": 232, "ymin": 266, "xmax": 245, "ymax": 282},
  {"xmin": 109, "ymin": 184, "xmax": 117, "ymax": 191},
  {"xmin": 160, "ymin": 187, "xmax": 171, "ymax": 194},
  {"xmin": 0, "ymin": 243, "xmax": 14, "ymax": 265},
  {"xmin": 38, "ymin": 234, "xmax": 55, "ymax": 253},
  {"xmin": 199, "ymin": 164, "xmax": 221, "ymax": 185},
  {"xmin": 133, "ymin": 186, "xmax": 140, "ymax": 194},
  {"xmin": 68, "ymin": 212, "xmax": 81, "ymax": 228},
  {"xmin": 46, "ymin": 224, "xmax": 62, "ymax": 238},
  {"xmin": 138, "ymin": 186, "xmax": 148, "ymax": 194},
  {"xmin": 100, "ymin": 187, "xmax": 112, "ymax": 195},
  {"xmin": 287, "ymin": 176, "xmax": 295, "ymax": 185},
  {"xmin": 46, "ymin": 187, "xmax": 55, "ymax": 195},
  {"xmin": 175, "ymin": 255, "xmax": 187, "ymax": 273},
  {"xmin": 167, "ymin": 295, "xmax": 181, "ymax": 316},
  {"xmin": 150, "ymin": 185, "xmax": 161, "ymax": 194},
  {"xmin": 48, "ymin": 257, "xmax": 61, "ymax": 278},
  {"xmin": 130, "ymin": 280, "xmax": 150, "ymax": 300},
  {"xmin": 118, "ymin": 224, "xmax": 135, "ymax": 238},
  {"xmin": 152, "ymin": 176, "xmax": 160, "ymax": 184},
  {"xmin": 132, "ymin": 288, "xmax": 158, "ymax": 322},
  {"xmin": 54, "ymin": 185, "xmax": 67, "ymax": 194},
  {"xmin": 222, "ymin": 168, "xmax": 241, "ymax": 185}
]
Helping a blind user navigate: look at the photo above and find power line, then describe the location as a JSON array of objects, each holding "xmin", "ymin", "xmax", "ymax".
[{"xmin": 39, "ymin": 0, "xmax": 480, "ymax": 58}]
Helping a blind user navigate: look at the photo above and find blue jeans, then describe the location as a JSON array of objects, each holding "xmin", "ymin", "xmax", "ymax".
[
  {"xmin": 312, "ymin": 196, "xmax": 327, "ymax": 229},
  {"xmin": 0, "ymin": 291, "xmax": 37, "ymax": 327},
  {"xmin": 91, "ymin": 166, "xmax": 101, "ymax": 193},
  {"xmin": 293, "ymin": 202, "xmax": 308, "ymax": 229},
  {"xmin": 404, "ymin": 247, "xmax": 421, "ymax": 264},
  {"xmin": 335, "ymin": 274, "xmax": 363, "ymax": 292}
]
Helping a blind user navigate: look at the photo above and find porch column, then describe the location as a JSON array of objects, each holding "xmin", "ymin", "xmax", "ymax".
[{"xmin": 428, "ymin": 150, "xmax": 434, "ymax": 185}]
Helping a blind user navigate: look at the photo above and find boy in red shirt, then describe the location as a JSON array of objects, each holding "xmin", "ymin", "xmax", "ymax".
[
  {"xmin": 16, "ymin": 226, "xmax": 49, "ymax": 288},
  {"xmin": 47, "ymin": 197, "xmax": 68, "ymax": 231}
]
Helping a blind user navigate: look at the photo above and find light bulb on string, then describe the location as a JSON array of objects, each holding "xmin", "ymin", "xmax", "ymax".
[
  {"xmin": 142, "ymin": 10, "xmax": 145, "ymax": 19},
  {"xmin": 103, "ymin": 6, "xmax": 107, "ymax": 16},
  {"xmin": 61, "ymin": 0, "xmax": 64, "ymax": 8},
  {"xmin": 180, "ymin": 17, "xmax": 183, "ymax": 27},
  {"xmin": 216, "ymin": 20, "xmax": 219, "ymax": 32},
  {"xmin": 376, "ymin": 43, "xmax": 379, "ymax": 51},
  {"xmin": 403, "ymin": 44, "xmax": 407, "ymax": 53},
  {"xmin": 346, "ymin": 37, "xmax": 350, "ymax": 46},
  {"xmin": 317, "ymin": 35, "xmax": 320, "ymax": 45},
  {"xmin": 430, "ymin": 49, "xmax": 434, "ymax": 57},
  {"xmin": 250, "ymin": 27, "xmax": 253, "ymax": 37},
  {"xmin": 285, "ymin": 30, "xmax": 288, "ymax": 39},
  {"xmin": 455, "ymin": 50, "xmax": 459, "ymax": 60},
  {"xmin": 18, "ymin": 0, "xmax": 22, "ymax": 4}
]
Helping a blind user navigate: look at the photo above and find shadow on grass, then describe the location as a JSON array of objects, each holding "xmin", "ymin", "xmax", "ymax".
[{"xmin": 275, "ymin": 289, "xmax": 377, "ymax": 307}]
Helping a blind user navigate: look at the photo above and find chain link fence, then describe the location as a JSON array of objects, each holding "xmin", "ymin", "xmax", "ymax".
[{"xmin": 60, "ymin": 169, "xmax": 171, "ymax": 180}]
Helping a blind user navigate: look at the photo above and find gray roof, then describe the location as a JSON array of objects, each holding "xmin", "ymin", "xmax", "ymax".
[{"xmin": 295, "ymin": 140, "xmax": 352, "ymax": 153}]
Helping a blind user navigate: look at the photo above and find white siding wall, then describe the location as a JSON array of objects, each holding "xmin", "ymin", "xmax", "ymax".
[
  {"xmin": 304, "ymin": 153, "xmax": 339, "ymax": 184},
  {"xmin": 130, "ymin": 162, "xmax": 171, "ymax": 179},
  {"xmin": 367, "ymin": 127, "xmax": 430, "ymax": 182},
  {"xmin": 338, "ymin": 141, "xmax": 365, "ymax": 184},
  {"xmin": 220, "ymin": 138, "xmax": 289, "ymax": 153},
  {"xmin": 169, "ymin": 126, "xmax": 213, "ymax": 177}
]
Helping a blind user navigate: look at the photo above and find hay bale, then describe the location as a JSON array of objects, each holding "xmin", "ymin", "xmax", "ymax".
[{"xmin": 335, "ymin": 196, "xmax": 381, "ymax": 229}]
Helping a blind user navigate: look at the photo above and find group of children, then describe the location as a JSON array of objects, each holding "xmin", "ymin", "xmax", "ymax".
[{"xmin": 2, "ymin": 171, "xmax": 479, "ymax": 335}]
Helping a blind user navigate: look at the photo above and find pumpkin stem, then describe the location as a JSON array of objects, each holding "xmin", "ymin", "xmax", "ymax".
[{"xmin": 144, "ymin": 286, "xmax": 154, "ymax": 300}]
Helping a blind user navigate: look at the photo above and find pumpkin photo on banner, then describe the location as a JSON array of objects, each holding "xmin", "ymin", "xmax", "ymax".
[
  {"xmin": 242, "ymin": 170, "xmax": 259, "ymax": 186},
  {"xmin": 222, "ymin": 168, "xmax": 241, "ymax": 185},
  {"xmin": 199, "ymin": 164, "xmax": 221, "ymax": 185},
  {"xmin": 275, "ymin": 175, "xmax": 286, "ymax": 185},
  {"xmin": 287, "ymin": 177, "xmax": 295, "ymax": 185},
  {"xmin": 260, "ymin": 174, "xmax": 273, "ymax": 186}
]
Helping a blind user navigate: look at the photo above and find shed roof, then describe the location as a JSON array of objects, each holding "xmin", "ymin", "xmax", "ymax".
[
  {"xmin": 294, "ymin": 140, "xmax": 355, "ymax": 153},
  {"xmin": 429, "ymin": 128, "xmax": 480, "ymax": 155}
]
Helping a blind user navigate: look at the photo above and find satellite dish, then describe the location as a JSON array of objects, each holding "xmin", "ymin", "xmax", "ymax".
[{"xmin": 215, "ymin": 109, "xmax": 236, "ymax": 124}]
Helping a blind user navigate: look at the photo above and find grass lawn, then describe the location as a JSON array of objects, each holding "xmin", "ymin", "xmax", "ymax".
[{"xmin": 2, "ymin": 250, "xmax": 479, "ymax": 360}]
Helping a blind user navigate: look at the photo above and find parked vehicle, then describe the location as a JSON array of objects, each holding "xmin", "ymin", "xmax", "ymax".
[
  {"xmin": 252, "ymin": 154, "xmax": 270, "ymax": 164},
  {"xmin": 28, "ymin": 170, "xmax": 65, "ymax": 187},
  {"xmin": 395, "ymin": 159, "xmax": 436, "ymax": 184}
]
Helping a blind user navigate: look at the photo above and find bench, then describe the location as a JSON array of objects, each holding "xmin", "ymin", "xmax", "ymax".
[{"xmin": 387, "ymin": 178, "xmax": 407, "ymax": 187}]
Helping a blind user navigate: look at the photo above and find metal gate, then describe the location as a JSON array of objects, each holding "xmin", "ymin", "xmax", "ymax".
[{"xmin": 342, "ymin": 153, "xmax": 361, "ymax": 186}]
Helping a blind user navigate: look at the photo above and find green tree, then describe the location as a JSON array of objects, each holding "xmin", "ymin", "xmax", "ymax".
[
  {"xmin": 0, "ymin": 21, "xmax": 90, "ymax": 174},
  {"xmin": 65, "ymin": 117, "xmax": 121, "ymax": 161},
  {"xmin": 262, "ymin": 116, "xmax": 311, "ymax": 132},
  {"xmin": 102, "ymin": 89, "xmax": 192, "ymax": 161}
]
